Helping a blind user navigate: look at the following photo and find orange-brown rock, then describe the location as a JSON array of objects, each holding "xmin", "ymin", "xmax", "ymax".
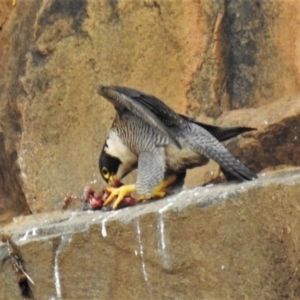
[
  {"xmin": 0, "ymin": 0, "xmax": 32, "ymax": 223},
  {"xmin": 1, "ymin": 169, "xmax": 300, "ymax": 299},
  {"xmin": 187, "ymin": 94, "xmax": 300, "ymax": 188},
  {"xmin": 0, "ymin": 0, "xmax": 299, "ymax": 218},
  {"xmin": 2, "ymin": 0, "xmax": 300, "ymax": 298}
]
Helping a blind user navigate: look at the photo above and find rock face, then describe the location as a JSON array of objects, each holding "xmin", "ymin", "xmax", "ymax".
[
  {"xmin": 0, "ymin": 0, "xmax": 300, "ymax": 218},
  {"xmin": 1, "ymin": 169, "xmax": 300, "ymax": 299},
  {"xmin": 0, "ymin": 0, "xmax": 300, "ymax": 298}
]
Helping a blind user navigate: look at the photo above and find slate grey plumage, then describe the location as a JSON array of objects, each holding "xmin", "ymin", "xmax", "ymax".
[{"xmin": 98, "ymin": 85, "xmax": 257, "ymax": 208}]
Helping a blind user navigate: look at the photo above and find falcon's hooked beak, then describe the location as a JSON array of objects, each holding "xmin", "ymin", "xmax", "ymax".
[{"xmin": 108, "ymin": 175, "xmax": 123, "ymax": 188}]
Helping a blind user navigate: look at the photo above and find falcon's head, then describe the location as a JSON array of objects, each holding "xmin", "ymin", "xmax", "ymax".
[{"xmin": 99, "ymin": 133, "xmax": 138, "ymax": 186}]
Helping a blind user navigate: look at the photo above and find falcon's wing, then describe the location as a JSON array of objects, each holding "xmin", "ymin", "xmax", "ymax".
[
  {"xmin": 98, "ymin": 85, "xmax": 188, "ymax": 148},
  {"xmin": 180, "ymin": 115, "xmax": 255, "ymax": 142}
]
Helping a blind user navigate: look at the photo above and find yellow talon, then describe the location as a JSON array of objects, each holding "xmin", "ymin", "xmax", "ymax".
[
  {"xmin": 135, "ymin": 194, "xmax": 150, "ymax": 203},
  {"xmin": 104, "ymin": 184, "xmax": 136, "ymax": 209},
  {"xmin": 151, "ymin": 174, "xmax": 177, "ymax": 198},
  {"xmin": 12, "ymin": 0, "xmax": 16, "ymax": 6},
  {"xmin": 136, "ymin": 174, "xmax": 177, "ymax": 203},
  {"xmin": 103, "ymin": 175, "xmax": 177, "ymax": 208}
]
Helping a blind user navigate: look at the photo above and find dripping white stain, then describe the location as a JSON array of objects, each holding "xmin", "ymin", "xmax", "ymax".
[
  {"xmin": 54, "ymin": 252, "xmax": 62, "ymax": 300},
  {"xmin": 53, "ymin": 235, "xmax": 72, "ymax": 300},
  {"xmin": 158, "ymin": 214, "xmax": 166, "ymax": 251},
  {"xmin": 19, "ymin": 227, "xmax": 38, "ymax": 242},
  {"xmin": 54, "ymin": 238, "xmax": 63, "ymax": 300},
  {"xmin": 159, "ymin": 202, "xmax": 174, "ymax": 214},
  {"xmin": 92, "ymin": 213, "xmax": 105, "ymax": 222},
  {"xmin": 101, "ymin": 211, "xmax": 121, "ymax": 237},
  {"xmin": 157, "ymin": 202, "xmax": 174, "ymax": 269},
  {"xmin": 67, "ymin": 212, "xmax": 77, "ymax": 222},
  {"xmin": 136, "ymin": 220, "xmax": 149, "ymax": 283}
]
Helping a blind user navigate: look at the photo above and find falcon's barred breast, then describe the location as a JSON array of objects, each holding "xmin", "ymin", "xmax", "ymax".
[{"xmin": 98, "ymin": 85, "xmax": 257, "ymax": 209}]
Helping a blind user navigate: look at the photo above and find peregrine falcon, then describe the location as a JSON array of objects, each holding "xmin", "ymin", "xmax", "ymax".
[{"xmin": 98, "ymin": 86, "xmax": 257, "ymax": 209}]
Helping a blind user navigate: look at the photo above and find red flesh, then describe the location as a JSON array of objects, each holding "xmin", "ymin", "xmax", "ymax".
[{"xmin": 82, "ymin": 183, "xmax": 136, "ymax": 210}]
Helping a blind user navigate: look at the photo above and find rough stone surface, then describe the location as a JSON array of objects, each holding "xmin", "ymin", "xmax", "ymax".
[
  {"xmin": 0, "ymin": 0, "xmax": 32, "ymax": 223},
  {"xmin": 187, "ymin": 0, "xmax": 300, "ymax": 117},
  {"xmin": 1, "ymin": 0, "xmax": 214, "ymax": 215},
  {"xmin": 0, "ymin": 0, "xmax": 299, "ymax": 218},
  {"xmin": 186, "ymin": 93, "xmax": 300, "ymax": 188},
  {"xmin": 1, "ymin": 169, "xmax": 300, "ymax": 299},
  {"xmin": 222, "ymin": 94, "xmax": 300, "ymax": 172},
  {"xmin": 0, "ymin": 0, "xmax": 300, "ymax": 298}
]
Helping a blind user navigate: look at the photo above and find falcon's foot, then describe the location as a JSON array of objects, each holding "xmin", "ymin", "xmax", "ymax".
[
  {"xmin": 136, "ymin": 174, "xmax": 177, "ymax": 203},
  {"xmin": 153, "ymin": 174, "xmax": 177, "ymax": 197},
  {"xmin": 104, "ymin": 184, "xmax": 136, "ymax": 209},
  {"xmin": 104, "ymin": 175, "xmax": 177, "ymax": 209}
]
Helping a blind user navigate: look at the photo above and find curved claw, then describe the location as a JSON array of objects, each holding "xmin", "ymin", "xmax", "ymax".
[
  {"xmin": 103, "ymin": 184, "xmax": 136, "ymax": 209},
  {"xmin": 151, "ymin": 174, "xmax": 177, "ymax": 199}
]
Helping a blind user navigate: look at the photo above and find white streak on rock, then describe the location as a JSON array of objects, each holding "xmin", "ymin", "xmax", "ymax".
[
  {"xmin": 136, "ymin": 220, "xmax": 149, "ymax": 283},
  {"xmin": 53, "ymin": 235, "xmax": 72, "ymax": 299},
  {"xmin": 159, "ymin": 202, "xmax": 173, "ymax": 214},
  {"xmin": 101, "ymin": 211, "xmax": 121, "ymax": 237},
  {"xmin": 19, "ymin": 227, "xmax": 38, "ymax": 242},
  {"xmin": 158, "ymin": 214, "xmax": 166, "ymax": 251},
  {"xmin": 54, "ymin": 236, "xmax": 67, "ymax": 300},
  {"xmin": 67, "ymin": 212, "xmax": 77, "ymax": 222},
  {"xmin": 157, "ymin": 204, "xmax": 172, "ymax": 269},
  {"xmin": 92, "ymin": 214, "xmax": 104, "ymax": 222},
  {"xmin": 54, "ymin": 254, "xmax": 62, "ymax": 299},
  {"xmin": 19, "ymin": 231, "xmax": 29, "ymax": 242}
]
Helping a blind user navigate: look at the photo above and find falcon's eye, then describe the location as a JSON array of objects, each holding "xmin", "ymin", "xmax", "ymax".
[{"xmin": 102, "ymin": 167, "xmax": 109, "ymax": 179}]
